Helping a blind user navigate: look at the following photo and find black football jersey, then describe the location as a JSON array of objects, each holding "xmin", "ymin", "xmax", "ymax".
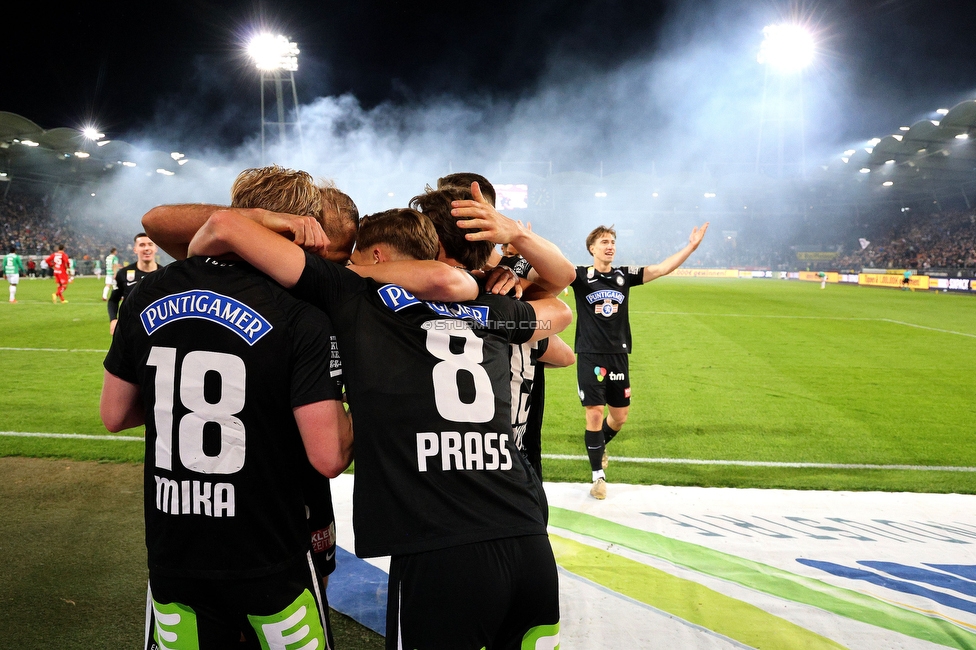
[
  {"xmin": 509, "ymin": 337, "xmax": 549, "ymax": 480},
  {"xmin": 104, "ymin": 256, "xmax": 340, "ymax": 579},
  {"xmin": 571, "ymin": 265, "xmax": 645, "ymax": 354},
  {"xmin": 108, "ymin": 263, "xmax": 164, "ymax": 321},
  {"xmin": 293, "ymin": 254, "xmax": 549, "ymax": 558}
]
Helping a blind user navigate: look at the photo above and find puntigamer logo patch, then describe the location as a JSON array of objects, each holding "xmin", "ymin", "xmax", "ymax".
[{"xmin": 140, "ymin": 290, "xmax": 273, "ymax": 345}]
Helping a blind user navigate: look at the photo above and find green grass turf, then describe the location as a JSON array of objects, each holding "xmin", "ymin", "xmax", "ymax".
[
  {"xmin": 541, "ymin": 277, "xmax": 976, "ymax": 492},
  {"xmin": 3, "ymin": 275, "xmax": 976, "ymax": 494}
]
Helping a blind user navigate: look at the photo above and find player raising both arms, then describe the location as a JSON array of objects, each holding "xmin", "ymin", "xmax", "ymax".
[
  {"xmin": 573, "ymin": 222, "xmax": 708, "ymax": 499},
  {"xmin": 186, "ymin": 189, "xmax": 570, "ymax": 650},
  {"xmin": 45, "ymin": 244, "xmax": 70, "ymax": 303}
]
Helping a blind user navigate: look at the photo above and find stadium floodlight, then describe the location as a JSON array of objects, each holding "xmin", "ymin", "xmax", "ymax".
[
  {"xmin": 704, "ymin": 192, "xmax": 716, "ymax": 198},
  {"xmin": 594, "ymin": 192, "xmax": 607, "ymax": 198},
  {"xmin": 171, "ymin": 152, "xmax": 185, "ymax": 160},
  {"xmin": 859, "ymin": 168, "xmax": 870, "ymax": 173},
  {"xmin": 82, "ymin": 127, "xmax": 105, "ymax": 141},
  {"xmin": 867, "ymin": 138, "xmax": 881, "ymax": 146},
  {"xmin": 156, "ymin": 169, "xmax": 175, "ymax": 176},
  {"xmin": 247, "ymin": 33, "xmax": 299, "ymax": 72},
  {"xmin": 757, "ymin": 24, "xmax": 815, "ymax": 72},
  {"xmin": 885, "ymin": 159, "xmax": 895, "ymax": 165},
  {"xmin": 899, "ymin": 126, "xmax": 910, "ymax": 131},
  {"xmin": 955, "ymin": 134, "xmax": 969, "ymax": 140},
  {"xmin": 74, "ymin": 151, "xmax": 90, "ymax": 158},
  {"xmin": 936, "ymin": 108, "xmax": 950, "ymax": 115},
  {"xmin": 19, "ymin": 140, "xmax": 39, "ymax": 147},
  {"xmin": 883, "ymin": 181, "xmax": 894, "ymax": 187}
]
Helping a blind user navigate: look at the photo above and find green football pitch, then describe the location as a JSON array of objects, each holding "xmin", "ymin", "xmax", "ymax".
[{"xmin": 2, "ymin": 274, "xmax": 975, "ymax": 493}]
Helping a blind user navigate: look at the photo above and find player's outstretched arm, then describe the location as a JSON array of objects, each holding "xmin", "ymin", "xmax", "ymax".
[
  {"xmin": 451, "ymin": 183, "xmax": 576, "ymax": 293},
  {"xmin": 349, "ymin": 261, "xmax": 479, "ymax": 302},
  {"xmin": 188, "ymin": 210, "xmax": 327, "ymax": 288},
  {"xmin": 539, "ymin": 334, "xmax": 575, "ymax": 368},
  {"xmin": 294, "ymin": 400, "xmax": 353, "ymax": 478},
  {"xmin": 522, "ymin": 286, "xmax": 573, "ymax": 343},
  {"xmin": 643, "ymin": 222, "xmax": 710, "ymax": 283},
  {"xmin": 100, "ymin": 371, "xmax": 145, "ymax": 432}
]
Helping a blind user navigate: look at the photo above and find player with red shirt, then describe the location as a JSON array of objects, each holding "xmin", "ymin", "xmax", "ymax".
[{"xmin": 45, "ymin": 245, "xmax": 71, "ymax": 303}]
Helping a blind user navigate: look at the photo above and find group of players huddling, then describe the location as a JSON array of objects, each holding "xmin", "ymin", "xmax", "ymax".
[{"xmin": 99, "ymin": 165, "xmax": 706, "ymax": 649}]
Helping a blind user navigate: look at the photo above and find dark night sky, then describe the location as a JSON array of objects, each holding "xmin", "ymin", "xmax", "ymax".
[{"xmin": 2, "ymin": 0, "xmax": 975, "ymax": 150}]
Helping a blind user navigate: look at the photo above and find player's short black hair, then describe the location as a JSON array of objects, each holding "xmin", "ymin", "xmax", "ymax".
[
  {"xmin": 410, "ymin": 186, "xmax": 494, "ymax": 271},
  {"xmin": 437, "ymin": 172, "xmax": 495, "ymax": 207},
  {"xmin": 134, "ymin": 232, "xmax": 150, "ymax": 241},
  {"xmin": 9, "ymin": 246, "xmax": 15, "ymax": 253}
]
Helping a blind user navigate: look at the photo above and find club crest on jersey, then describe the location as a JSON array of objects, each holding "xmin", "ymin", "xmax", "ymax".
[
  {"xmin": 616, "ymin": 275, "xmax": 625, "ymax": 286},
  {"xmin": 586, "ymin": 289, "xmax": 624, "ymax": 317},
  {"xmin": 126, "ymin": 269, "xmax": 136, "ymax": 282},
  {"xmin": 140, "ymin": 290, "xmax": 273, "ymax": 345}
]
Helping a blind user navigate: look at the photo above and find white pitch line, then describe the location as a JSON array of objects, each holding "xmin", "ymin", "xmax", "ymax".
[
  {"xmin": 541, "ymin": 454, "xmax": 976, "ymax": 473},
  {"xmin": 630, "ymin": 311, "xmax": 976, "ymax": 338},
  {"xmin": 0, "ymin": 347, "xmax": 108, "ymax": 353},
  {"xmin": 0, "ymin": 431, "xmax": 142, "ymax": 442}
]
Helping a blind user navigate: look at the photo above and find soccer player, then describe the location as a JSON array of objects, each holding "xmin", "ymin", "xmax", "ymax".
[
  {"xmin": 572, "ymin": 223, "xmax": 708, "ymax": 499},
  {"xmin": 100, "ymin": 166, "xmax": 352, "ymax": 649},
  {"xmin": 4, "ymin": 246, "xmax": 26, "ymax": 303},
  {"xmin": 187, "ymin": 190, "xmax": 570, "ymax": 650},
  {"xmin": 445, "ymin": 181, "xmax": 578, "ymax": 479},
  {"xmin": 45, "ymin": 244, "xmax": 70, "ymax": 303},
  {"xmin": 498, "ymin": 240, "xmax": 576, "ymax": 478},
  {"xmin": 108, "ymin": 233, "xmax": 161, "ymax": 335},
  {"xmin": 103, "ymin": 247, "xmax": 120, "ymax": 300}
]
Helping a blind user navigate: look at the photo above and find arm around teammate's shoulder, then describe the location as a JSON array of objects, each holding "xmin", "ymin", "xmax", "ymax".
[
  {"xmin": 525, "ymin": 294, "xmax": 572, "ymax": 343},
  {"xmin": 188, "ymin": 210, "xmax": 318, "ymax": 288},
  {"xmin": 350, "ymin": 261, "xmax": 479, "ymax": 302},
  {"xmin": 539, "ymin": 334, "xmax": 575, "ymax": 368}
]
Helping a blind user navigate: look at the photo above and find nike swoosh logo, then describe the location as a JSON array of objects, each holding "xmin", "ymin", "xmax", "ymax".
[
  {"xmin": 324, "ymin": 549, "xmax": 336, "ymax": 561},
  {"xmin": 587, "ymin": 278, "xmax": 599, "ymax": 283},
  {"xmin": 126, "ymin": 281, "xmax": 137, "ymax": 286}
]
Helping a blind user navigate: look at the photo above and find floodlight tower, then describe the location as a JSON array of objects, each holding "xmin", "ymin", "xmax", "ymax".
[
  {"xmin": 755, "ymin": 24, "xmax": 814, "ymax": 179},
  {"xmin": 247, "ymin": 33, "xmax": 305, "ymax": 163}
]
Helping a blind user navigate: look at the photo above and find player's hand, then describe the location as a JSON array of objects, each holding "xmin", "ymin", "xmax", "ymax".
[
  {"xmin": 475, "ymin": 265, "xmax": 523, "ymax": 298},
  {"xmin": 689, "ymin": 222, "xmax": 709, "ymax": 249},
  {"xmin": 288, "ymin": 217, "xmax": 331, "ymax": 258},
  {"xmin": 450, "ymin": 182, "xmax": 521, "ymax": 244}
]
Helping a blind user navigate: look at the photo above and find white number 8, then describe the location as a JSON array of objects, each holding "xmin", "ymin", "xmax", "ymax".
[{"xmin": 424, "ymin": 323, "xmax": 494, "ymax": 423}]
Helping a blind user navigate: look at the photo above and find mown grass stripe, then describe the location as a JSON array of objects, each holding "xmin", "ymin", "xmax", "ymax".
[
  {"xmin": 551, "ymin": 534, "xmax": 846, "ymax": 649},
  {"xmin": 0, "ymin": 431, "xmax": 142, "ymax": 442},
  {"xmin": 0, "ymin": 346, "xmax": 108, "ymax": 352},
  {"xmin": 549, "ymin": 508, "xmax": 976, "ymax": 650},
  {"xmin": 542, "ymin": 455, "xmax": 976, "ymax": 472}
]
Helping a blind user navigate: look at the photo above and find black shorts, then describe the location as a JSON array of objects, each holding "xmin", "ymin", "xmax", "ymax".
[
  {"xmin": 146, "ymin": 552, "xmax": 333, "ymax": 650},
  {"xmin": 576, "ymin": 352, "xmax": 631, "ymax": 408},
  {"xmin": 387, "ymin": 535, "xmax": 560, "ymax": 650}
]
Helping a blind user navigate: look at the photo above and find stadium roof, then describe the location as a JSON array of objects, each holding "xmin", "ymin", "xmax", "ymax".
[
  {"xmin": 0, "ymin": 112, "xmax": 205, "ymax": 189},
  {"xmin": 824, "ymin": 99, "xmax": 976, "ymax": 199}
]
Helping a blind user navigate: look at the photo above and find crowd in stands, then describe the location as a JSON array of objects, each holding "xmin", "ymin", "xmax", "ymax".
[
  {"xmin": 835, "ymin": 209, "xmax": 976, "ymax": 270},
  {"xmin": 1, "ymin": 194, "xmax": 125, "ymax": 273}
]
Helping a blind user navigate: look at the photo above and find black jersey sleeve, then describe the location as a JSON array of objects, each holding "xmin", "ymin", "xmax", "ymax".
[
  {"xmin": 288, "ymin": 302, "xmax": 343, "ymax": 408},
  {"xmin": 498, "ymin": 255, "xmax": 533, "ymax": 279},
  {"xmin": 625, "ymin": 265, "xmax": 646, "ymax": 287},
  {"xmin": 485, "ymin": 294, "xmax": 538, "ymax": 346},
  {"xmin": 107, "ymin": 267, "xmax": 126, "ymax": 321},
  {"xmin": 571, "ymin": 265, "xmax": 588, "ymax": 291},
  {"xmin": 292, "ymin": 253, "xmax": 367, "ymax": 318},
  {"xmin": 103, "ymin": 296, "xmax": 138, "ymax": 383}
]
